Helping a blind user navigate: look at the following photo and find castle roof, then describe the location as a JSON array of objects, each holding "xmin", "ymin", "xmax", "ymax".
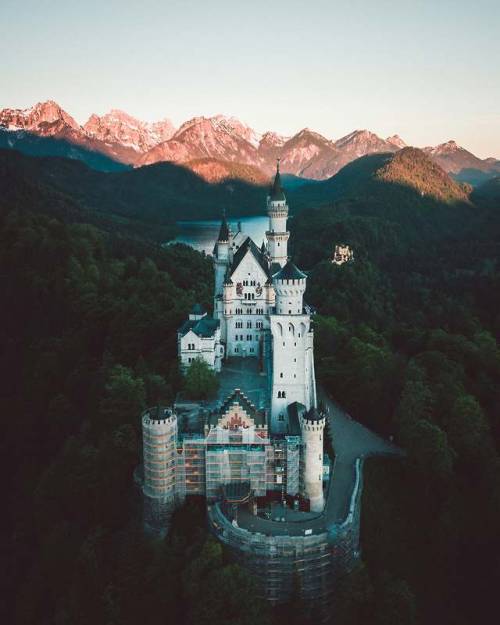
[
  {"xmin": 286, "ymin": 402, "xmax": 305, "ymax": 436},
  {"xmin": 217, "ymin": 214, "xmax": 230, "ymax": 242},
  {"xmin": 269, "ymin": 161, "xmax": 286, "ymax": 202},
  {"xmin": 178, "ymin": 316, "xmax": 219, "ymax": 338},
  {"xmin": 304, "ymin": 407, "xmax": 323, "ymax": 422},
  {"xmin": 273, "ymin": 259, "xmax": 307, "ymax": 281},
  {"xmin": 229, "ymin": 236, "xmax": 270, "ymax": 279},
  {"xmin": 211, "ymin": 388, "xmax": 266, "ymax": 427}
]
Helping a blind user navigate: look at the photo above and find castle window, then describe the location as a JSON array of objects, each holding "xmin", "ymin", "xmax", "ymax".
[
  {"xmin": 247, "ymin": 308, "xmax": 252, "ymax": 314},
  {"xmin": 246, "ymin": 334, "xmax": 252, "ymax": 341},
  {"xmin": 247, "ymin": 321, "xmax": 252, "ymax": 328},
  {"xmin": 280, "ymin": 373, "xmax": 283, "ymax": 378},
  {"xmin": 256, "ymin": 321, "xmax": 263, "ymax": 329},
  {"xmin": 289, "ymin": 310, "xmax": 291, "ymax": 314},
  {"xmin": 278, "ymin": 414, "xmax": 285, "ymax": 421},
  {"xmin": 250, "ymin": 347, "xmax": 254, "ymax": 353}
]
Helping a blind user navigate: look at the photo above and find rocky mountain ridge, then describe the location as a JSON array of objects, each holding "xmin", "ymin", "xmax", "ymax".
[{"xmin": 1, "ymin": 100, "xmax": 499, "ymax": 183}]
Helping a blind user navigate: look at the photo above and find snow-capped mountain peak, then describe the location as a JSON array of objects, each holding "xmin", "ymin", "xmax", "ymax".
[
  {"xmin": 386, "ymin": 134, "xmax": 407, "ymax": 149},
  {"xmin": 83, "ymin": 110, "xmax": 175, "ymax": 152},
  {"xmin": 0, "ymin": 100, "xmax": 80, "ymax": 133}
]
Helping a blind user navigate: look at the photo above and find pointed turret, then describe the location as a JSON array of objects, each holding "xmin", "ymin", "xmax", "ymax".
[
  {"xmin": 217, "ymin": 211, "xmax": 230, "ymax": 242},
  {"xmin": 270, "ymin": 159, "xmax": 286, "ymax": 202},
  {"xmin": 266, "ymin": 159, "xmax": 289, "ymax": 267}
]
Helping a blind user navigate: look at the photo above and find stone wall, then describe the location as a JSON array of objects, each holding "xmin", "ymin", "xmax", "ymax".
[{"xmin": 207, "ymin": 457, "xmax": 366, "ymax": 616}]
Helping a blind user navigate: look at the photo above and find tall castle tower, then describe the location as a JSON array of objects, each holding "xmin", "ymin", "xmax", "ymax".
[
  {"xmin": 266, "ymin": 161, "xmax": 289, "ymax": 268},
  {"xmin": 269, "ymin": 260, "xmax": 317, "ymax": 433},
  {"xmin": 300, "ymin": 408, "xmax": 326, "ymax": 512}
]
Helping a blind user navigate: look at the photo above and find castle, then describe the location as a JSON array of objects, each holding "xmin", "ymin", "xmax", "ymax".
[
  {"xmin": 143, "ymin": 163, "xmax": 326, "ymax": 523},
  {"xmin": 138, "ymin": 165, "xmax": 365, "ymax": 609}
]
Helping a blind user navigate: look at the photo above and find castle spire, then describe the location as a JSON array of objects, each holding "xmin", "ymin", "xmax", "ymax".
[
  {"xmin": 217, "ymin": 208, "xmax": 230, "ymax": 242},
  {"xmin": 270, "ymin": 158, "xmax": 285, "ymax": 202}
]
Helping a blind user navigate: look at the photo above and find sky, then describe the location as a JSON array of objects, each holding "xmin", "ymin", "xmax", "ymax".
[{"xmin": 1, "ymin": 0, "xmax": 499, "ymax": 158}]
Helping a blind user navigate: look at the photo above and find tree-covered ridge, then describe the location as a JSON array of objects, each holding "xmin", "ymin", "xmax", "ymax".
[
  {"xmin": 0, "ymin": 148, "xmax": 271, "ymax": 234},
  {"xmin": 289, "ymin": 147, "xmax": 473, "ymax": 219},
  {"xmin": 290, "ymin": 166, "xmax": 500, "ymax": 623},
  {"xmin": 375, "ymin": 147, "xmax": 472, "ymax": 202},
  {"xmin": 0, "ymin": 206, "xmax": 217, "ymax": 624}
]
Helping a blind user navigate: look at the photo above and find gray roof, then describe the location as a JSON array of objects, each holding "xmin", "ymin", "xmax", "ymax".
[
  {"xmin": 269, "ymin": 163, "xmax": 286, "ymax": 202},
  {"xmin": 273, "ymin": 260, "xmax": 307, "ymax": 281},
  {"xmin": 304, "ymin": 407, "xmax": 324, "ymax": 422},
  {"xmin": 178, "ymin": 316, "xmax": 219, "ymax": 338},
  {"xmin": 210, "ymin": 388, "xmax": 266, "ymax": 427},
  {"xmin": 217, "ymin": 215, "xmax": 230, "ymax": 242},
  {"xmin": 229, "ymin": 236, "xmax": 270, "ymax": 279},
  {"xmin": 287, "ymin": 402, "xmax": 306, "ymax": 436}
]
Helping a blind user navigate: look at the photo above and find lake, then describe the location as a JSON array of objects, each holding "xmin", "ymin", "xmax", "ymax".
[{"xmin": 173, "ymin": 215, "xmax": 269, "ymax": 255}]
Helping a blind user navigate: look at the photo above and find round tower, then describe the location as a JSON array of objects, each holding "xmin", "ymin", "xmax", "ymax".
[
  {"xmin": 266, "ymin": 161, "xmax": 289, "ymax": 267},
  {"xmin": 142, "ymin": 406, "xmax": 181, "ymax": 533},
  {"xmin": 273, "ymin": 260, "xmax": 307, "ymax": 315},
  {"xmin": 300, "ymin": 408, "xmax": 326, "ymax": 512}
]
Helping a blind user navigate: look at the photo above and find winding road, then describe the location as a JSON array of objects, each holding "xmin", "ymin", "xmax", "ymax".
[{"xmin": 318, "ymin": 387, "xmax": 403, "ymax": 524}]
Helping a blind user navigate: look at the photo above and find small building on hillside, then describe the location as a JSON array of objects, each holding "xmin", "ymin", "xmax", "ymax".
[{"xmin": 332, "ymin": 244, "xmax": 354, "ymax": 265}]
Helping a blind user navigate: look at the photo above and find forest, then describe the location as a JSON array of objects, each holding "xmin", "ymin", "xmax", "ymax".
[
  {"xmin": 289, "ymin": 153, "xmax": 500, "ymax": 624},
  {"xmin": 1, "ymin": 146, "xmax": 500, "ymax": 625}
]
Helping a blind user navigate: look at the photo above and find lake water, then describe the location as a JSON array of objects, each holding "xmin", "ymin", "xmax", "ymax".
[{"xmin": 173, "ymin": 215, "xmax": 269, "ymax": 255}]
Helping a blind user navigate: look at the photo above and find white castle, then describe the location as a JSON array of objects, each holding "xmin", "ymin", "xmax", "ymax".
[{"xmin": 142, "ymin": 163, "xmax": 326, "ymax": 536}]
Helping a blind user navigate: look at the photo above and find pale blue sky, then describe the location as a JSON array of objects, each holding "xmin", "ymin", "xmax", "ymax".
[{"xmin": 1, "ymin": 0, "xmax": 499, "ymax": 157}]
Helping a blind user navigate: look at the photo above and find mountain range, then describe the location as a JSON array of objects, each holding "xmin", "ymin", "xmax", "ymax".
[{"xmin": 1, "ymin": 101, "xmax": 499, "ymax": 185}]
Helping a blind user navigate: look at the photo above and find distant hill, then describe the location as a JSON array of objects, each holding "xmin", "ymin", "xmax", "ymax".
[
  {"xmin": 424, "ymin": 140, "xmax": 500, "ymax": 186},
  {"xmin": 471, "ymin": 175, "xmax": 500, "ymax": 208},
  {"xmin": 0, "ymin": 149, "xmax": 271, "ymax": 238},
  {"xmin": 183, "ymin": 158, "xmax": 268, "ymax": 184},
  {"xmin": 290, "ymin": 147, "xmax": 471, "ymax": 208},
  {"xmin": 288, "ymin": 148, "xmax": 477, "ymax": 268},
  {"xmin": 0, "ymin": 128, "xmax": 129, "ymax": 172}
]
